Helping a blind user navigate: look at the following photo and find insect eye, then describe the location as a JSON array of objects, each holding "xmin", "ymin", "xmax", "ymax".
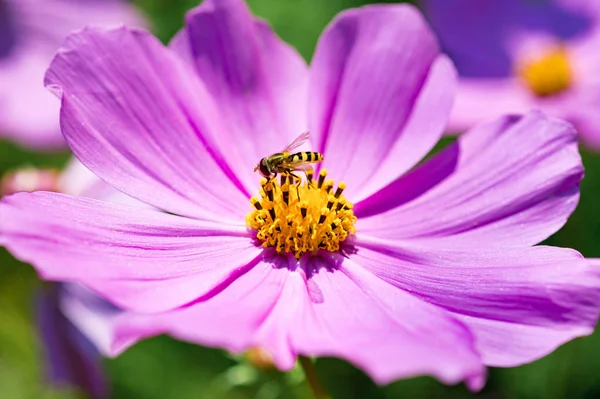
[{"xmin": 259, "ymin": 159, "xmax": 271, "ymax": 177}]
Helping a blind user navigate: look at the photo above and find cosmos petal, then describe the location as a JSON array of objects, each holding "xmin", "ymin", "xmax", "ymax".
[
  {"xmin": 45, "ymin": 27, "xmax": 249, "ymax": 222},
  {"xmin": 353, "ymin": 237, "xmax": 600, "ymax": 367},
  {"xmin": 309, "ymin": 4, "xmax": 455, "ymax": 200},
  {"xmin": 109, "ymin": 259, "xmax": 293, "ymax": 361},
  {"xmin": 170, "ymin": 0, "xmax": 308, "ymax": 190},
  {"xmin": 290, "ymin": 255, "xmax": 484, "ymax": 386},
  {"xmin": 446, "ymin": 79, "xmax": 533, "ymax": 133},
  {"xmin": 109, "ymin": 255, "xmax": 485, "ymax": 386},
  {"xmin": 0, "ymin": 192, "xmax": 261, "ymax": 312},
  {"xmin": 57, "ymin": 158, "xmax": 153, "ymax": 208},
  {"xmin": 355, "ymin": 111, "xmax": 582, "ymax": 248}
]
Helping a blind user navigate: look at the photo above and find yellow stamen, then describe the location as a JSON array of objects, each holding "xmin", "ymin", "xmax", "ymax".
[
  {"xmin": 246, "ymin": 169, "xmax": 357, "ymax": 259},
  {"xmin": 517, "ymin": 46, "xmax": 572, "ymax": 97}
]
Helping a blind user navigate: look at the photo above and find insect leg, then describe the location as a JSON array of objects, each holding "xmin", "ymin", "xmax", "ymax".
[
  {"xmin": 303, "ymin": 169, "xmax": 313, "ymax": 190},
  {"xmin": 264, "ymin": 173, "xmax": 277, "ymax": 192},
  {"xmin": 289, "ymin": 172, "xmax": 302, "ymax": 202}
]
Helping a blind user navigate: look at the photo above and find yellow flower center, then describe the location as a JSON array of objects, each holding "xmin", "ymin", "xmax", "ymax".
[
  {"xmin": 246, "ymin": 169, "xmax": 356, "ymax": 259},
  {"xmin": 517, "ymin": 47, "xmax": 572, "ymax": 97}
]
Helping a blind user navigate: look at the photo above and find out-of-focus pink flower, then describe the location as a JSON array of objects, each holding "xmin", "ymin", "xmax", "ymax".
[
  {"xmin": 1, "ymin": 0, "xmax": 599, "ymax": 390},
  {"xmin": 420, "ymin": 0, "xmax": 600, "ymax": 148},
  {"xmin": 1, "ymin": 167, "xmax": 60, "ymax": 194},
  {"xmin": 0, "ymin": 0, "xmax": 144, "ymax": 149}
]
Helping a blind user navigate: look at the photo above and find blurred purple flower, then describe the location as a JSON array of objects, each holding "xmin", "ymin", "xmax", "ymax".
[
  {"xmin": 1, "ymin": 0, "xmax": 600, "ymax": 390},
  {"xmin": 0, "ymin": 0, "xmax": 144, "ymax": 149},
  {"xmin": 421, "ymin": 0, "xmax": 600, "ymax": 148}
]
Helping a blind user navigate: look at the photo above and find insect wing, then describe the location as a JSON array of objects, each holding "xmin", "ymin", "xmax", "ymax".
[
  {"xmin": 288, "ymin": 163, "xmax": 314, "ymax": 172},
  {"xmin": 282, "ymin": 131, "xmax": 310, "ymax": 153}
]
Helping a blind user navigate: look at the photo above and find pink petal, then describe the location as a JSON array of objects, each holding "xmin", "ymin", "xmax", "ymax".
[
  {"xmin": 354, "ymin": 237, "xmax": 600, "ymax": 367},
  {"xmin": 309, "ymin": 4, "xmax": 455, "ymax": 200},
  {"xmin": 447, "ymin": 78, "xmax": 535, "ymax": 133},
  {"xmin": 356, "ymin": 111, "xmax": 582, "ymax": 248},
  {"xmin": 44, "ymin": 27, "xmax": 249, "ymax": 222},
  {"xmin": 0, "ymin": 192, "xmax": 261, "ymax": 312},
  {"xmin": 58, "ymin": 157, "xmax": 153, "ymax": 209},
  {"xmin": 0, "ymin": 0, "xmax": 145, "ymax": 149},
  {"xmin": 170, "ymin": 0, "xmax": 308, "ymax": 189},
  {"xmin": 449, "ymin": 78, "xmax": 600, "ymax": 151},
  {"xmin": 567, "ymin": 91, "xmax": 600, "ymax": 149},
  {"xmin": 290, "ymin": 256, "xmax": 484, "ymax": 386},
  {"xmin": 110, "ymin": 258, "xmax": 292, "ymax": 360},
  {"xmin": 110, "ymin": 255, "xmax": 485, "ymax": 387},
  {"xmin": 59, "ymin": 284, "xmax": 122, "ymax": 357}
]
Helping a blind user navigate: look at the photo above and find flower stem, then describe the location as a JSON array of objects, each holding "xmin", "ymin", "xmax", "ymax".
[{"xmin": 298, "ymin": 356, "xmax": 331, "ymax": 399}]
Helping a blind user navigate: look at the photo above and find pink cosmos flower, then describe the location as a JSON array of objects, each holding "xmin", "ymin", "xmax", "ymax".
[
  {"xmin": 1, "ymin": 0, "xmax": 599, "ymax": 390},
  {"xmin": 420, "ymin": 0, "xmax": 600, "ymax": 148},
  {"xmin": 0, "ymin": 0, "xmax": 144, "ymax": 149}
]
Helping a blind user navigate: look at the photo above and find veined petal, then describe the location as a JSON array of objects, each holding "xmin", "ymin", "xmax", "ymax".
[
  {"xmin": 171, "ymin": 0, "xmax": 308, "ymax": 189},
  {"xmin": 358, "ymin": 55, "xmax": 457, "ymax": 198},
  {"xmin": 356, "ymin": 111, "xmax": 582, "ymax": 248},
  {"xmin": 45, "ymin": 27, "xmax": 249, "ymax": 222},
  {"xmin": 110, "ymin": 255, "xmax": 484, "ymax": 387},
  {"xmin": 309, "ymin": 4, "xmax": 454, "ymax": 200},
  {"xmin": 0, "ymin": 192, "xmax": 261, "ymax": 312},
  {"xmin": 109, "ymin": 259, "xmax": 292, "ymax": 361},
  {"xmin": 354, "ymin": 237, "xmax": 600, "ymax": 367},
  {"xmin": 290, "ymin": 256, "xmax": 484, "ymax": 386}
]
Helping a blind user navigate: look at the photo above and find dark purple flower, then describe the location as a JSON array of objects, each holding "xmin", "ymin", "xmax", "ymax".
[
  {"xmin": 1, "ymin": 0, "xmax": 599, "ymax": 390},
  {"xmin": 0, "ymin": 0, "xmax": 144, "ymax": 149},
  {"xmin": 421, "ymin": 0, "xmax": 600, "ymax": 148}
]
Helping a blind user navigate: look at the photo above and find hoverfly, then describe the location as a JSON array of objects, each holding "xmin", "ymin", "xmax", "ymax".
[{"xmin": 254, "ymin": 132, "xmax": 323, "ymax": 182}]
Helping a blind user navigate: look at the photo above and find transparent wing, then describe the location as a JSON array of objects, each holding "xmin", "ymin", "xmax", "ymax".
[
  {"xmin": 282, "ymin": 131, "xmax": 310, "ymax": 153},
  {"xmin": 281, "ymin": 156, "xmax": 320, "ymax": 174},
  {"xmin": 288, "ymin": 163, "xmax": 314, "ymax": 172}
]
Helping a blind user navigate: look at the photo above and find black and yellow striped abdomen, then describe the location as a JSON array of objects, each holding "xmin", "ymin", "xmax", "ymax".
[{"xmin": 286, "ymin": 151, "xmax": 323, "ymax": 164}]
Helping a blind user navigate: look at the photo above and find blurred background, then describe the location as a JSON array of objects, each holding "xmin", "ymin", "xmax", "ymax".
[{"xmin": 2, "ymin": 0, "xmax": 600, "ymax": 398}]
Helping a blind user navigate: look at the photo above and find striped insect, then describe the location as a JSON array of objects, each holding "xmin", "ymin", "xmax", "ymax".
[{"xmin": 254, "ymin": 131, "xmax": 323, "ymax": 182}]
